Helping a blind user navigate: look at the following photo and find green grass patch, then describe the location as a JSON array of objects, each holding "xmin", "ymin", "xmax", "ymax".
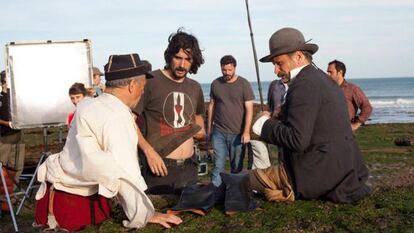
[{"xmin": 1, "ymin": 123, "xmax": 414, "ymax": 232}]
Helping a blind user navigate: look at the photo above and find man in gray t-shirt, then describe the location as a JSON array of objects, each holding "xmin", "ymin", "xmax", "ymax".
[{"xmin": 207, "ymin": 55, "xmax": 255, "ymax": 187}]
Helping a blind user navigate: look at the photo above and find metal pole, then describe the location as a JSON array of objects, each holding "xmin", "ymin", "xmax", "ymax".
[
  {"xmin": 245, "ymin": 0, "xmax": 265, "ymax": 111},
  {"xmin": 43, "ymin": 127, "xmax": 48, "ymax": 153},
  {"xmin": 244, "ymin": 0, "xmax": 275, "ymax": 164},
  {"xmin": 1, "ymin": 162, "xmax": 19, "ymax": 232}
]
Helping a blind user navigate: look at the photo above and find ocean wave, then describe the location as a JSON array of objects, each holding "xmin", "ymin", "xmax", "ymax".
[
  {"xmin": 368, "ymin": 95, "xmax": 414, "ymax": 99},
  {"xmin": 370, "ymin": 98, "xmax": 414, "ymax": 107}
]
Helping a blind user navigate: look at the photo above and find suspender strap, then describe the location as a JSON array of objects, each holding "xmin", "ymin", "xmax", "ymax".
[{"xmin": 89, "ymin": 196, "xmax": 96, "ymax": 225}]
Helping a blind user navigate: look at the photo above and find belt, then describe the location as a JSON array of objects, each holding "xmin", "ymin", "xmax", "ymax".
[{"xmin": 163, "ymin": 158, "xmax": 194, "ymax": 167}]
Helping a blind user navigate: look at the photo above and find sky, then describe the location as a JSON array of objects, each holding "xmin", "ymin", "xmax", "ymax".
[{"xmin": 1, "ymin": 0, "xmax": 413, "ymax": 84}]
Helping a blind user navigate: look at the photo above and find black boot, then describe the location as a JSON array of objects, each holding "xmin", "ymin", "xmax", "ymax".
[{"xmin": 220, "ymin": 172, "xmax": 257, "ymax": 214}]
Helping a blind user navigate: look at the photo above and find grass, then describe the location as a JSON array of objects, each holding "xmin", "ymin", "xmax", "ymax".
[{"xmin": 1, "ymin": 123, "xmax": 414, "ymax": 232}]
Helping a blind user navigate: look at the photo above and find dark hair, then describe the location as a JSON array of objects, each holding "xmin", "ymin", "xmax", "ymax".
[
  {"xmin": 164, "ymin": 28, "xmax": 204, "ymax": 74},
  {"xmin": 220, "ymin": 55, "xmax": 237, "ymax": 67},
  {"xmin": 0, "ymin": 70, "xmax": 5, "ymax": 84},
  {"xmin": 69, "ymin": 82, "xmax": 87, "ymax": 96},
  {"xmin": 287, "ymin": 51, "xmax": 313, "ymax": 62},
  {"xmin": 328, "ymin": 60, "xmax": 346, "ymax": 76}
]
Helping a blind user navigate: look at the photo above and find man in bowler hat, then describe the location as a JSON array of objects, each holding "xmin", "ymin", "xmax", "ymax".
[
  {"xmin": 35, "ymin": 53, "xmax": 182, "ymax": 230},
  {"xmin": 251, "ymin": 27, "xmax": 371, "ymax": 203}
]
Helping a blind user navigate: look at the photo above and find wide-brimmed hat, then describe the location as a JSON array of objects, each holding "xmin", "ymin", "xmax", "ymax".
[
  {"xmin": 104, "ymin": 53, "xmax": 152, "ymax": 81},
  {"xmin": 260, "ymin": 27, "xmax": 319, "ymax": 63}
]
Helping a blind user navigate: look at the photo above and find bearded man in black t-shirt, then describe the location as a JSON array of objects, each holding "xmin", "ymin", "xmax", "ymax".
[{"xmin": 133, "ymin": 29, "xmax": 206, "ymax": 195}]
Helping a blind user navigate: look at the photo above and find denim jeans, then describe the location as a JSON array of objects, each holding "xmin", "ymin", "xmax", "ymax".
[{"xmin": 211, "ymin": 128, "xmax": 245, "ymax": 187}]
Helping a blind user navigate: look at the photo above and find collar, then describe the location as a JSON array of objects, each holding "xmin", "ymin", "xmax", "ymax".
[
  {"xmin": 340, "ymin": 79, "xmax": 348, "ymax": 87},
  {"xmin": 289, "ymin": 64, "xmax": 308, "ymax": 82},
  {"xmin": 101, "ymin": 93, "xmax": 132, "ymax": 114}
]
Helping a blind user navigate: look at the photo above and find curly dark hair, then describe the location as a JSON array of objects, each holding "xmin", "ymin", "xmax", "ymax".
[{"xmin": 164, "ymin": 28, "xmax": 204, "ymax": 74}]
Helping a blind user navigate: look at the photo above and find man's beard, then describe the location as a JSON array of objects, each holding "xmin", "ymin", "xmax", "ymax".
[
  {"xmin": 223, "ymin": 74, "xmax": 235, "ymax": 81},
  {"xmin": 171, "ymin": 66, "xmax": 188, "ymax": 80}
]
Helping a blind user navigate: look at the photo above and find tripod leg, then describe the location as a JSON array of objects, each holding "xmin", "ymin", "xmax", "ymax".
[
  {"xmin": 1, "ymin": 163, "xmax": 19, "ymax": 232},
  {"xmin": 16, "ymin": 152, "xmax": 47, "ymax": 215}
]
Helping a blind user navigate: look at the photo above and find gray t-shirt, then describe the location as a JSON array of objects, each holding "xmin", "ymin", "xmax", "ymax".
[{"xmin": 210, "ymin": 76, "xmax": 254, "ymax": 134}]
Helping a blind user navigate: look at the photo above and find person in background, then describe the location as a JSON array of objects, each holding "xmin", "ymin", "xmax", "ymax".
[
  {"xmin": 327, "ymin": 60, "xmax": 373, "ymax": 131},
  {"xmin": 67, "ymin": 82, "xmax": 89, "ymax": 127},
  {"xmin": 0, "ymin": 70, "xmax": 25, "ymax": 186},
  {"xmin": 92, "ymin": 67, "xmax": 105, "ymax": 97},
  {"xmin": 133, "ymin": 28, "xmax": 206, "ymax": 195},
  {"xmin": 267, "ymin": 74, "xmax": 289, "ymax": 118},
  {"xmin": 207, "ymin": 55, "xmax": 254, "ymax": 187}
]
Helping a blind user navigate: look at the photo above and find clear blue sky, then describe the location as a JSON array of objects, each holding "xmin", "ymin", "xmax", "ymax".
[{"xmin": 1, "ymin": 0, "xmax": 413, "ymax": 84}]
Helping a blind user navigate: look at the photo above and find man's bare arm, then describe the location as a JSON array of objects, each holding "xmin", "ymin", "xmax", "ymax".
[
  {"xmin": 137, "ymin": 127, "xmax": 168, "ymax": 176},
  {"xmin": 207, "ymin": 99, "xmax": 215, "ymax": 139},
  {"xmin": 241, "ymin": 100, "xmax": 253, "ymax": 143},
  {"xmin": 193, "ymin": 114, "xmax": 206, "ymax": 141}
]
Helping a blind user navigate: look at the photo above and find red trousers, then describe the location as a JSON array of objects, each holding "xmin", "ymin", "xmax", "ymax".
[{"xmin": 35, "ymin": 184, "xmax": 111, "ymax": 231}]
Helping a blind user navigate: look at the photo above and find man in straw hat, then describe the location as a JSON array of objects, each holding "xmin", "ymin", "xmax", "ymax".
[
  {"xmin": 35, "ymin": 53, "xmax": 182, "ymax": 231},
  {"xmin": 250, "ymin": 27, "xmax": 371, "ymax": 203}
]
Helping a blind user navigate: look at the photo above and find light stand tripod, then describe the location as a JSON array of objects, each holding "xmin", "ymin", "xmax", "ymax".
[
  {"xmin": 16, "ymin": 124, "xmax": 64, "ymax": 215},
  {"xmin": 0, "ymin": 161, "xmax": 19, "ymax": 232}
]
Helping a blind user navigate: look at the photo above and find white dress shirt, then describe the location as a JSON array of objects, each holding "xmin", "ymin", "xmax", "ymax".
[{"xmin": 36, "ymin": 93, "xmax": 154, "ymax": 228}]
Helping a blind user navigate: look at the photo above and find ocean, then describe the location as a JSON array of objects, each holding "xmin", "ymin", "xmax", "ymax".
[{"xmin": 201, "ymin": 77, "xmax": 414, "ymax": 124}]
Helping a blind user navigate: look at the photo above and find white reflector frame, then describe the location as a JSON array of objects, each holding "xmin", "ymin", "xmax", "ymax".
[{"xmin": 5, "ymin": 40, "xmax": 93, "ymax": 129}]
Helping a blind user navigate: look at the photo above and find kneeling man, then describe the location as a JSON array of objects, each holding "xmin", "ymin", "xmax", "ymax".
[
  {"xmin": 252, "ymin": 27, "xmax": 371, "ymax": 203},
  {"xmin": 35, "ymin": 53, "xmax": 181, "ymax": 231}
]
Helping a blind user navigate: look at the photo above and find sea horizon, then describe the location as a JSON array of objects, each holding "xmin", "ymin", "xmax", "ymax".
[{"xmin": 200, "ymin": 76, "xmax": 414, "ymax": 124}]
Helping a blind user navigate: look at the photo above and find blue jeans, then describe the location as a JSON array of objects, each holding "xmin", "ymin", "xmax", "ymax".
[{"xmin": 211, "ymin": 128, "xmax": 245, "ymax": 187}]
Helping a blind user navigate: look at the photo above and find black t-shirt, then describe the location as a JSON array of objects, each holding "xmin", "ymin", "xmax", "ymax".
[
  {"xmin": 0, "ymin": 89, "xmax": 19, "ymax": 136},
  {"xmin": 133, "ymin": 69, "xmax": 205, "ymax": 157}
]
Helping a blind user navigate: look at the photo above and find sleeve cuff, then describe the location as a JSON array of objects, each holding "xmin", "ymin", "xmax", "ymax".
[{"xmin": 252, "ymin": 115, "xmax": 270, "ymax": 136}]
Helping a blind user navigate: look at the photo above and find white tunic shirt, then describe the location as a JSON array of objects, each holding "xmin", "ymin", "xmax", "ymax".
[{"xmin": 36, "ymin": 93, "xmax": 154, "ymax": 228}]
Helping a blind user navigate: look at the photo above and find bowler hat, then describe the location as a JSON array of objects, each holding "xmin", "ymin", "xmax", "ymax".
[
  {"xmin": 260, "ymin": 27, "xmax": 318, "ymax": 63},
  {"xmin": 104, "ymin": 53, "xmax": 152, "ymax": 81}
]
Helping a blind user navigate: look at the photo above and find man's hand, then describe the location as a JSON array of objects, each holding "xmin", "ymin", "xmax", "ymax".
[
  {"xmin": 351, "ymin": 122, "xmax": 362, "ymax": 132},
  {"xmin": 145, "ymin": 148, "xmax": 168, "ymax": 177},
  {"xmin": 0, "ymin": 120, "xmax": 14, "ymax": 129},
  {"xmin": 241, "ymin": 132, "xmax": 250, "ymax": 144},
  {"xmin": 255, "ymin": 111, "xmax": 271, "ymax": 121},
  {"xmin": 193, "ymin": 128, "xmax": 205, "ymax": 141},
  {"xmin": 148, "ymin": 212, "xmax": 182, "ymax": 229}
]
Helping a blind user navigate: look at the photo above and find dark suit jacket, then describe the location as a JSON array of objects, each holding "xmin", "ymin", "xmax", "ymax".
[{"xmin": 261, "ymin": 64, "xmax": 370, "ymax": 203}]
